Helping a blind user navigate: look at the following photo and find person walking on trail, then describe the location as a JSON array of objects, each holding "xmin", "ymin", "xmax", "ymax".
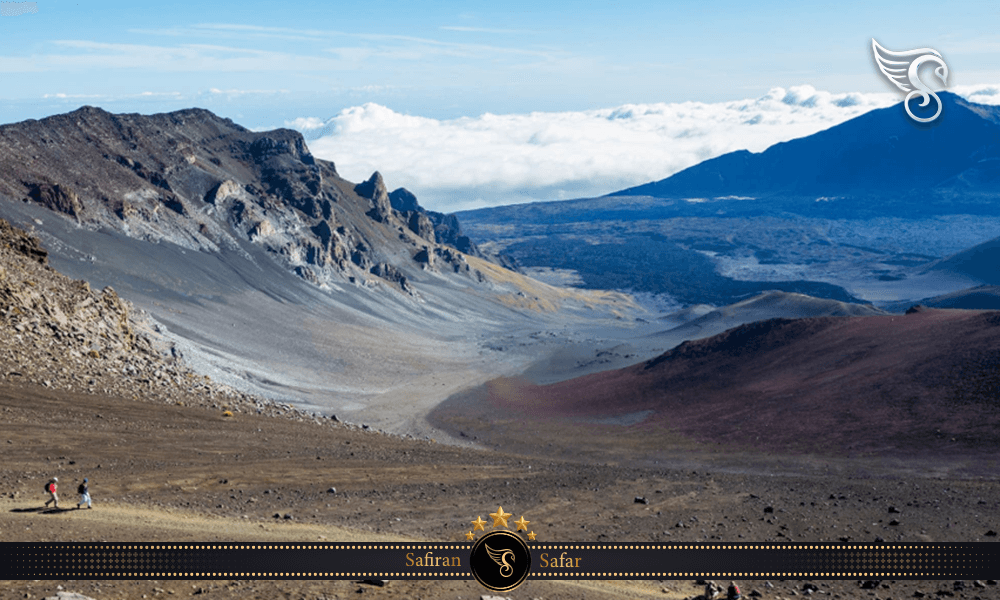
[
  {"xmin": 44, "ymin": 477, "xmax": 59, "ymax": 509},
  {"xmin": 727, "ymin": 581, "xmax": 742, "ymax": 600},
  {"xmin": 76, "ymin": 478, "xmax": 92, "ymax": 509}
]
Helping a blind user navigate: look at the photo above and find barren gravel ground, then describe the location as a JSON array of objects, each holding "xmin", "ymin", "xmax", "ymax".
[{"xmin": 2, "ymin": 382, "xmax": 999, "ymax": 600}]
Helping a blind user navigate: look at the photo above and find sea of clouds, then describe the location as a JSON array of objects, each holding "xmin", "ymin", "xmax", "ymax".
[{"xmin": 286, "ymin": 84, "xmax": 1000, "ymax": 213}]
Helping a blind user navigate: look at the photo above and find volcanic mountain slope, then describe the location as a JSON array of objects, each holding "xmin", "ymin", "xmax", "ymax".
[
  {"xmin": 432, "ymin": 308, "xmax": 1000, "ymax": 462},
  {"xmin": 871, "ymin": 236, "xmax": 1000, "ymax": 311},
  {"xmin": 927, "ymin": 234, "xmax": 1000, "ymax": 285},
  {"xmin": 514, "ymin": 291, "xmax": 888, "ymax": 387},
  {"xmin": 650, "ymin": 290, "xmax": 886, "ymax": 343},
  {"xmin": 0, "ymin": 107, "xmax": 635, "ymax": 428},
  {"xmin": 881, "ymin": 285, "xmax": 1000, "ymax": 312},
  {"xmin": 611, "ymin": 91, "xmax": 1000, "ymax": 214},
  {"xmin": 0, "ymin": 106, "xmax": 495, "ymax": 292}
]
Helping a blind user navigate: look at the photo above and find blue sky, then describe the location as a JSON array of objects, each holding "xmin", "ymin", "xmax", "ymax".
[
  {"xmin": 3, "ymin": 0, "xmax": 998, "ymax": 123},
  {"xmin": 2, "ymin": 0, "xmax": 999, "ymax": 209}
]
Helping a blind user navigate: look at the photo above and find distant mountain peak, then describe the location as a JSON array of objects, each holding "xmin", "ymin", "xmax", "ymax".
[{"xmin": 609, "ymin": 92, "xmax": 1000, "ymax": 204}]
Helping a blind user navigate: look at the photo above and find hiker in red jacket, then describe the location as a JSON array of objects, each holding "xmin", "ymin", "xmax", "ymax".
[{"xmin": 44, "ymin": 477, "xmax": 59, "ymax": 509}]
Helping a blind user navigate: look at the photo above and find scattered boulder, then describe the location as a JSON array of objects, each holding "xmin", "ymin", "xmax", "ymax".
[
  {"xmin": 369, "ymin": 262, "xmax": 412, "ymax": 293},
  {"xmin": 205, "ymin": 179, "xmax": 242, "ymax": 204},
  {"xmin": 703, "ymin": 580, "xmax": 723, "ymax": 599}
]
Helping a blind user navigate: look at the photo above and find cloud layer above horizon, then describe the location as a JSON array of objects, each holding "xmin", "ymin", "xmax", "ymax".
[{"xmin": 288, "ymin": 84, "xmax": 1000, "ymax": 213}]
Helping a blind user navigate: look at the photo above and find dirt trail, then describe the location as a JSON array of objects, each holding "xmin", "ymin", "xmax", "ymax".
[{"xmin": 1, "ymin": 497, "xmax": 404, "ymax": 543}]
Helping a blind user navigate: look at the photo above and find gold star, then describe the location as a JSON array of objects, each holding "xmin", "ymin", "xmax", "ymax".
[
  {"xmin": 514, "ymin": 516, "xmax": 530, "ymax": 532},
  {"xmin": 471, "ymin": 516, "xmax": 487, "ymax": 532},
  {"xmin": 527, "ymin": 531, "xmax": 537, "ymax": 541},
  {"xmin": 465, "ymin": 531, "xmax": 475, "ymax": 541},
  {"xmin": 490, "ymin": 506, "xmax": 512, "ymax": 529}
]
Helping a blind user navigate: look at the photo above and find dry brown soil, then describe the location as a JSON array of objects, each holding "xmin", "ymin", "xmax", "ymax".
[{"xmin": 2, "ymin": 382, "xmax": 998, "ymax": 600}]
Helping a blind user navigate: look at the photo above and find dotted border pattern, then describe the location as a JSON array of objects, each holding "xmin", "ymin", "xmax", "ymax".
[{"xmin": 4, "ymin": 542, "xmax": 995, "ymax": 579}]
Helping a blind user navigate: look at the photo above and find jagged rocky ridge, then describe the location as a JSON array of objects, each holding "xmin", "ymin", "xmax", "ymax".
[
  {"xmin": 0, "ymin": 106, "xmax": 495, "ymax": 295},
  {"xmin": 386, "ymin": 186, "xmax": 518, "ymax": 271}
]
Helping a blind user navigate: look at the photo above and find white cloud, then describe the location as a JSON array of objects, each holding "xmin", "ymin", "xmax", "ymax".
[
  {"xmin": 207, "ymin": 88, "xmax": 288, "ymax": 96},
  {"xmin": 284, "ymin": 116, "xmax": 327, "ymax": 130},
  {"xmin": 439, "ymin": 25, "xmax": 541, "ymax": 34},
  {"xmin": 952, "ymin": 83, "xmax": 1000, "ymax": 100},
  {"xmin": 289, "ymin": 85, "xmax": 1000, "ymax": 212},
  {"xmin": 287, "ymin": 85, "xmax": 1000, "ymax": 212},
  {"xmin": 5, "ymin": 40, "xmax": 359, "ymax": 73},
  {"xmin": 42, "ymin": 92, "xmax": 102, "ymax": 99}
]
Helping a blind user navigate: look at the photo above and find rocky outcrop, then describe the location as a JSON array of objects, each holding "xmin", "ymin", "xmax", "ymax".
[
  {"xmin": 26, "ymin": 183, "xmax": 82, "ymax": 218},
  {"xmin": 1, "ymin": 218, "xmax": 48, "ymax": 264},
  {"xmin": 388, "ymin": 187, "xmax": 420, "ymax": 212},
  {"xmin": 406, "ymin": 211, "xmax": 436, "ymax": 242},
  {"xmin": 205, "ymin": 179, "xmax": 242, "ymax": 204},
  {"xmin": 369, "ymin": 262, "xmax": 412, "ymax": 293},
  {"xmin": 387, "ymin": 185, "xmax": 509, "ymax": 264},
  {"xmin": 355, "ymin": 172, "xmax": 392, "ymax": 223}
]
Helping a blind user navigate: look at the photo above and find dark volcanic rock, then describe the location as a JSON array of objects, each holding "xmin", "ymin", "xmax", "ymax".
[
  {"xmin": 388, "ymin": 187, "xmax": 420, "ymax": 212},
  {"xmin": 369, "ymin": 262, "xmax": 412, "ymax": 292},
  {"xmin": 25, "ymin": 183, "xmax": 82, "ymax": 218},
  {"xmin": 387, "ymin": 185, "xmax": 521, "ymax": 269},
  {"xmin": 406, "ymin": 211, "xmax": 436, "ymax": 242},
  {"xmin": 355, "ymin": 172, "xmax": 392, "ymax": 223}
]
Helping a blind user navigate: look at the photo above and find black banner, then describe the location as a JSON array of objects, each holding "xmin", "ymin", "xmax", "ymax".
[{"xmin": 2, "ymin": 542, "xmax": 997, "ymax": 580}]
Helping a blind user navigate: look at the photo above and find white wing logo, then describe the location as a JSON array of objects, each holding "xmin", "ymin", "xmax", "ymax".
[{"xmin": 872, "ymin": 39, "xmax": 949, "ymax": 123}]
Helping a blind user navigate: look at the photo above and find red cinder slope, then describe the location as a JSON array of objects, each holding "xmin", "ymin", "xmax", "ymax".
[{"xmin": 486, "ymin": 309, "xmax": 1000, "ymax": 455}]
